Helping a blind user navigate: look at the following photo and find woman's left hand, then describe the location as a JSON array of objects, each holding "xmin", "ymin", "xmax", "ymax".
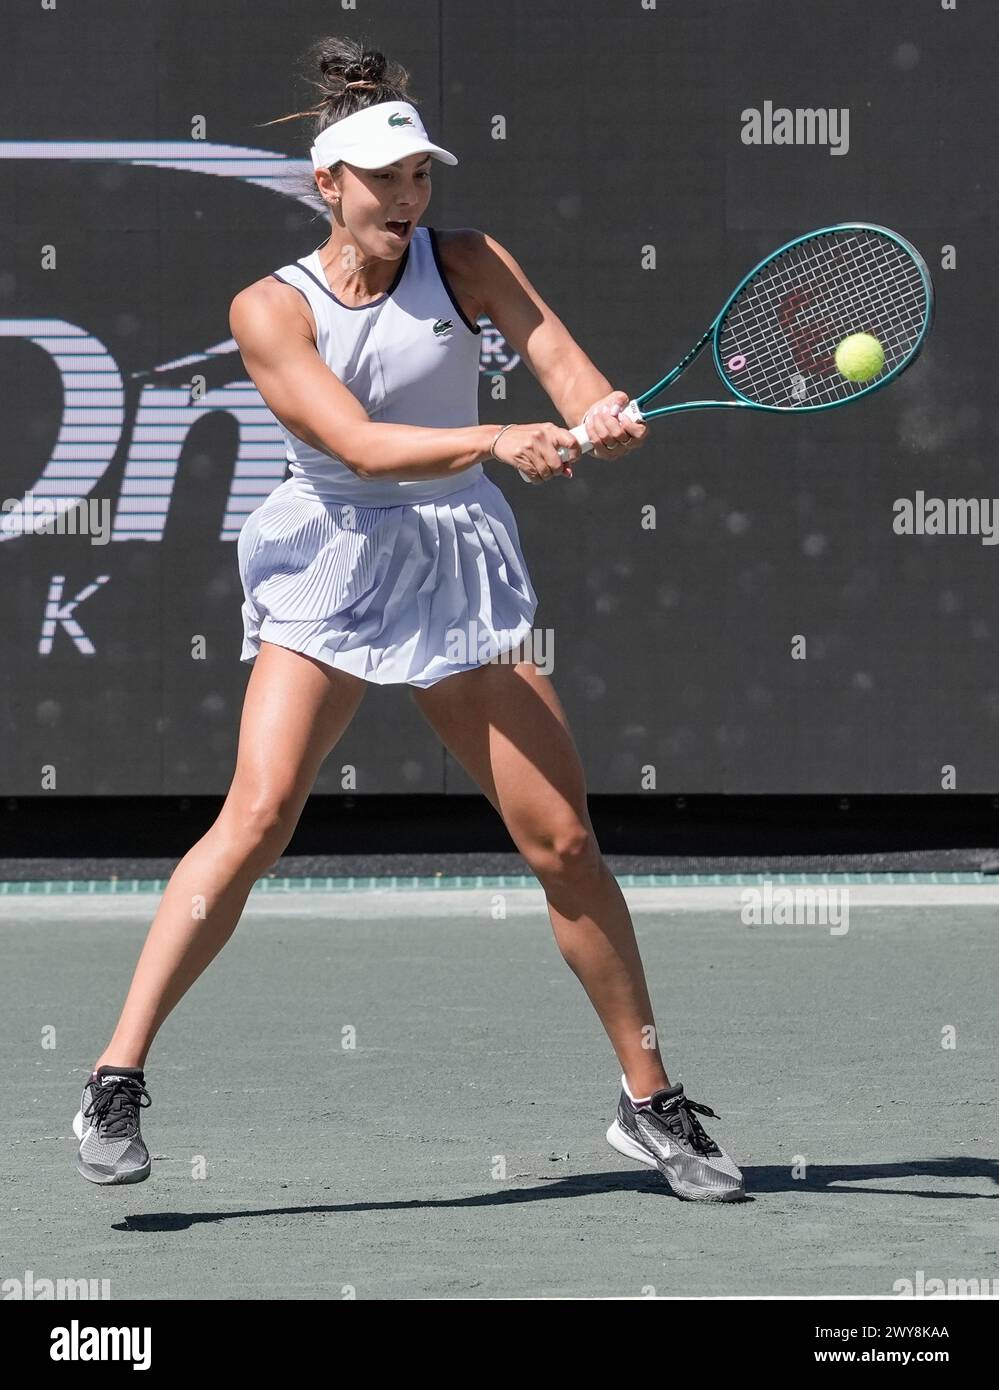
[{"xmin": 582, "ymin": 390, "xmax": 649, "ymax": 461}]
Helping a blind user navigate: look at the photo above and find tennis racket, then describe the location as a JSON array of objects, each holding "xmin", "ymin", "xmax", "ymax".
[{"xmin": 520, "ymin": 223, "xmax": 933, "ymax": 479}]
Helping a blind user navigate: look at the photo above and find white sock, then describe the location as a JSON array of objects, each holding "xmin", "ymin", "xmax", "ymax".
[{"xmin": 622, "ymin": 1074, "xmax": 653, "ymax": 1107}]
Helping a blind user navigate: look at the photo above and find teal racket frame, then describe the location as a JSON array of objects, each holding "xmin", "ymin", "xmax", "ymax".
[{"xmin": 633, "ymin": 221, "xmax": 935, "ymax": 420}]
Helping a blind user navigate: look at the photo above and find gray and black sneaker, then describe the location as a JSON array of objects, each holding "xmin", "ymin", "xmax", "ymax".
[
  {"xmin": 73, "ymin": 1065, "xmax": 151, "ymax": 1185},
  {"xmin": 606, "ymin": 1076, "xmax": 745, "ymax": 1201}
]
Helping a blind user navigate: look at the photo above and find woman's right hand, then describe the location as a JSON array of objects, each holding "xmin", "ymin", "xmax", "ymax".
[{"xmin": 489, "ymin": 423, "xmax": 581, "ymax": 483}]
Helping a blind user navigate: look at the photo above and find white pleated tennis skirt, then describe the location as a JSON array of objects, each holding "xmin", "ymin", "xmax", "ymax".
[{"xmin": 237, "ymin": 472, "xmax": 539, "ymax": 688}]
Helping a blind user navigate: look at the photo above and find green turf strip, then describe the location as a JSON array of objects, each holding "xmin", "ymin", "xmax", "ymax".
[{"xmin": 0, "ymin": 870, "xmax": 994, "ymax": 894}]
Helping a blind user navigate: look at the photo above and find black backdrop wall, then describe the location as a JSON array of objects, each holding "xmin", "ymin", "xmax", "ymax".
[{"xmin": 1, "ymin": 0, "xmax": 995, "ymax": 797}]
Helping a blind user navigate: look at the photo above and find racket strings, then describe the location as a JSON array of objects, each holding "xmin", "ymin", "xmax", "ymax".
[
  {"xmin": 732, "ymin": 240, "xmax": 923, "ymax": 400},
  {"xmin": 736, "ymin": 238, "xmax": 922, "ymax": 388},
  {"xmin": 717, "ymin": 231, "xmax": 929, "ymax": 408}
]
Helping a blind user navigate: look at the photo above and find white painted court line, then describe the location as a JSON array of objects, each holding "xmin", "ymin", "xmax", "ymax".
[{"xmin": 3, "ymin": 881, "xmax": 999, "ymax": 922}]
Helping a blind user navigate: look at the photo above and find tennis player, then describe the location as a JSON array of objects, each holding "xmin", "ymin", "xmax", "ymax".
[{"xmin": 73, "ymin": 39, "xmax": 745, "ymax": 1203}]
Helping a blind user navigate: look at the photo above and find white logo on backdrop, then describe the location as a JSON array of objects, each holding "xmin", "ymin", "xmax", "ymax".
[{"xmin": 0, "ymin": 142, "xmax": 519, "ymax": 545}]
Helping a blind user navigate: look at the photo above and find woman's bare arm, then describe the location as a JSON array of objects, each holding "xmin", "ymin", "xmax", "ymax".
[
  {"xmin": 448, "ymin": 229, "xmax": 648, "ymax": 460},
  {"xmin": 229, "ymin": 279, "xmax": 497, "ymax": 481},
  {"xmin": 453, "ymin": 229, "xmax": 614, "ymax": 426}
]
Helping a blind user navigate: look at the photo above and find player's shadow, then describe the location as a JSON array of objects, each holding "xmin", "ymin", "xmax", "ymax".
[
  {"xmin": 110, "ymin": 1155, "xmax": 999, "ymax": 1230},
  {"xmin": 747, "ymin": 1155, "xmax": 999, "ymax": 1197}
]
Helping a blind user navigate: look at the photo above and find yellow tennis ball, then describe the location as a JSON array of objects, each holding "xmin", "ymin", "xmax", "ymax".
[{"xmin": 835, "ymin": 332, "xmax": 885, "ymax": 382}]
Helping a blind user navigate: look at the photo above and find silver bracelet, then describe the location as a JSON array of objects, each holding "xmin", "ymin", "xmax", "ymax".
[{"xmin": 488, "ymin": 423, "xmax": 516, "ymax": 461}]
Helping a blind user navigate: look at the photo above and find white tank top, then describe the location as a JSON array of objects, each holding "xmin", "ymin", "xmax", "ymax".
[{"xmin": 270, "ymin": 225, "xmax": 484, "ymax": 504}]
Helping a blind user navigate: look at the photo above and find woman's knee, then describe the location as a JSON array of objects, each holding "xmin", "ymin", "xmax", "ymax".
[
  {"xmin": 522, "ymin": 823, "xmax": 603, "ymax": 884},
  {"xmin": 215, "ymin": 797, "xmax": 299, "ymax": 871}
]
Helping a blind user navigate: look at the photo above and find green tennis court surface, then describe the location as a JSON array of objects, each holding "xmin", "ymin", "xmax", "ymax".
[{"xmin": 3, "ymin": 881, "xmax": 996, "ymax": 1300}]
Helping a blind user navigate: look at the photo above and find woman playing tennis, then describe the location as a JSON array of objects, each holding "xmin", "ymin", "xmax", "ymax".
[{"xmin": 73, "ymin": 38, "xmax": 744, "ymax": 1202}]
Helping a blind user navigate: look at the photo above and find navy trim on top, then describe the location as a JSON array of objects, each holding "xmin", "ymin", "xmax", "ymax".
[
  {"xmin": 270, "ymin": 272, "xmax": 312, "ymax": 307},
  {"xmin": 427, "ymin": 227, "xmax": 482, "ymax": 335},
  {"xmin": 293, "ymin": 237, "xmax": 412, "ymax": 309}
]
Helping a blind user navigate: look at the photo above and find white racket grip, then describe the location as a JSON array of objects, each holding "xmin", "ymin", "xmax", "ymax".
[
  {"xmin": 518, "ymin": 399, "xmax": 644, "ymax": 481},
  {"xmin": 555, "ymin": 398, "xmax": 644, "ymax": 463},
  {"xmin": 516, "ymin": 423, "xmax": 590, "ymax": 484},
  {"xmin": 517, "ymin": 424, "xmax": 589, "ymax": 484}
]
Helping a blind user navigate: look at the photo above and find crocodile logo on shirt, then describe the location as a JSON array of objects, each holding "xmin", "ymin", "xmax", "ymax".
[
  {"xmin": 432, "ymin": 318, "xmax": 453, "ymax": 336},
  {"xmin": 388, "ymin": 113, "xmax": 414, "ymax": 128}
]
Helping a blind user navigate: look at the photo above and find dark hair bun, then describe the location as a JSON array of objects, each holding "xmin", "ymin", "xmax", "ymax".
[
  {"xmin": 311, "ymin": 38, "xmax": 408, "ymax": 100},
  {"xmin": 340, "ymin": 50, "xmax": 387, "ymax": 85},
  {"xmin": 259, "ymin": 37, "xmax": 414, "ymax": 143}
]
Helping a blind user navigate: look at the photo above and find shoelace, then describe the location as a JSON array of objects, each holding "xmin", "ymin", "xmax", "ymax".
[
  {"xmin": 83, "ymin": 1077, "xmax": 151, "ymax": 1139},
  {"xmin": 653, "ymin": 1095, "xmax": 722, "ymax": 1157}
]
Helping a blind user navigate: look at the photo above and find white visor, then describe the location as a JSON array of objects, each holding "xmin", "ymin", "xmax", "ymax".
[{"xmin": 310, "ymin": 100, "xmax": 458, "ymax": 171}]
